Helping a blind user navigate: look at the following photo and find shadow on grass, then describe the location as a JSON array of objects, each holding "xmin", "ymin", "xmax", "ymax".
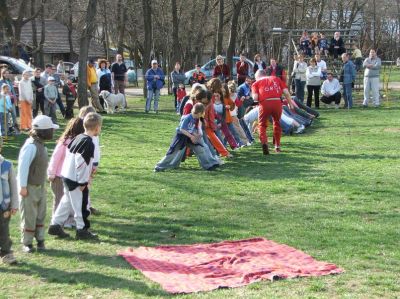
[
  {"xmin": 1, "ymin": 261, "xmax": 170, "ymax": 297},
  {"xmin": 93, "ymin": 214, "xmax": 244, "ymax": 248}
]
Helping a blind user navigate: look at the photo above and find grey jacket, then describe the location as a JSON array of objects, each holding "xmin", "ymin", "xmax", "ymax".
[
  {"xmin": 292, "ymin": 61, "xmax": 307, "ymax": 81},
  {"xmin": 363, "ymin": 57, "xmax": 381, "ymax": 78},
  {"xmin": 170, "ymin": 70, "xmax": 186, "ymax": 88},
  {"xmin": 44, "ymin": 84, "xmax": 58, "ymax": 101},
  {"xmin": 306, "ymin": 66, "xmax": 321, "ymax": 86}
]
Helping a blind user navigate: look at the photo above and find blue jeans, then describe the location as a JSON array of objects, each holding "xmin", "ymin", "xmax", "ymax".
[
  {"xmin": 227, "ymin": 122, "xmax": 244, "ymax": 146},
  {"xmin": 343, "ymin": 83, "xmax": 353, "ymax": 108},
  {"xmin": 202, "ymin": 130, "xmax": 216, "ymax": 156},
  {"xmin": 240, "ymin": 118, "xmax": 254, "ymax": 142},
  {"xmin": 295, "ymin": 79, "xmax": 306, "ymax": 103},
  {"xmin": 146, "ymin": 88, "xmax": 160, "ymax": 112},
  {"xmin": 156, "ymin": 135, "xmax": 219, "ymax": 170},
  {"xmin": 0, "ymin": 112, "xmax": 9, "ymax": 136}
]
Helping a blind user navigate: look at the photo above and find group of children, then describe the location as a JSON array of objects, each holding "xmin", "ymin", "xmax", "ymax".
[
  {"xmin": 155, "ymin": 76, "xmax": 319, "ymax": 171},
  {"xmin": 0, "ymin": 106, "xmax": 102, "ymax": 264}
]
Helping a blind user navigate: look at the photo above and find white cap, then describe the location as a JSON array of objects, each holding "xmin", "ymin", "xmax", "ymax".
[
  {"xmin": 151, "ymin": 60, "xmax": 158, "ymax": 65},
  {"xmin": 32, "ymin": 115, "xmax": 59, "ymax": 130},
  {"xmin": 48, "ymin": 76, "xmax": 55, "ymax": 81}
]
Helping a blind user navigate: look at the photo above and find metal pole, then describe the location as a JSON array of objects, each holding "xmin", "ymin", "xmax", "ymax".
[{"xmin": 287, "ymin": 30, "xmax": 292, "ymax": 89}]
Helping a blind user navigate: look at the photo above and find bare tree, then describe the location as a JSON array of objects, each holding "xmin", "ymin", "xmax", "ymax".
[
  {"xmin": 142, "ymin": 0, "xmax": 153, "ymax": 97},
  {"xmin": 77, "ymin": 0, "xmax": 98, "ymax": 107},
  {"xmin": 216, "ymin": 0, "xmax": 224, "ymax": 55},
  {"xmin": 226, "ymin": 0, "xmax": 245, "ymax": 71}
]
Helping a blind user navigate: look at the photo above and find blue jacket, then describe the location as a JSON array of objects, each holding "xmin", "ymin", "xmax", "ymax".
[
  {"xmin": 145, "ymin": 67, "xmax": 165, "ymax": 90},
  {"xmin": 237, "ymin": 82, "xmax": 251, "ymax": 98},
  {"xmin": 0, "ymin": 157, "xmax": 18, "ymax": 211},
  {"xmin": 342, "ymin": 60, "xmax": 356, "ymax": 84}
]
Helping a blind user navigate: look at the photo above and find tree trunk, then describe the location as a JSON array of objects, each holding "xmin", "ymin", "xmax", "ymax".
[
  {"xmin": 117, "ymin": 0, "xmax": 127, "ymax": 54},
  {"xmin": 77, "ymin": 0, "xmax": 98, "ymax": 108},
  {"xmin": 315, "ymin": 0, "xmax": 326, "ymax": 28},
  {"xmin": 171, "ymin": 0, "xmax": 181, "ymax": 65},
  {"xmin": 226, "ymin": 0, "xmax": 245, "ymax": 72},
  {"xmin": 67, "ymin": 0, "xmax": 75, "ymax": 61},
  {"xmin": 142, "ymin": 0, "xmax": 153, "ymax": 98},
  {"xmin": 102, "ymin": 0, "xmax": 110, "ymax": 61},
  {"xmin": 216, "ymin": 0, "xmax": 224, "ymax": 55},
  {"xmin": 31, "ymin": 0, "xmax": 38, "ymax": 62}
]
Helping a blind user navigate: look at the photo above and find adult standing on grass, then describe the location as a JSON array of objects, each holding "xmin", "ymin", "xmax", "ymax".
[
  {"xmin": 266, "ymin": 58, "xmax": 287, "ymax": 83},
  {"xmin": 362, "ymin": 49, "xmax": 381, "ymax": 108},
  {"xmin": 292, "ymin": 54, "xmax": 307, "ymax": 103},
  {"xmin": 236, "ymin": 53, "xmax": 249, "ymax": 85},
  {"xmin": 251, "ymin": 70, "xmax": 294, "ymax": 155},
  {"xmin": 40, "ymin": 64, "xmax": 66, "ymax": 117},
  {"xmin": 87, "ymin": 60, "xmax": 105, "ymax": 114},
  {"xmin": 18, "ymin": 70, "xmax": 34, "ymax": 131},
  {"xmin": 213, "ymin": 55, "xmax": 230, "ymax": 83},
  {"xmin": 97, "ymin": 59, "xmax": 112, "ymax": 109},
  {"xmin": 145, "ymin": 60, "xmax": 165, "ymax": 113},
  {"xmin": 306, "ymin": 58, "xmax": 322, "ymax": 109},
  {"xmin": 341, "ymin": 53, "xmax": 356, "ymax": 109},
  {"xmin": 253, "ymin": 53, "xmax": 267, "ymax": 74},
  {"xmin": 111, "ymin": 54, "xmax": 127, "ymax": 97},
  {"xmin": 31, "ymin": 68, "xmax": 45, "ymax": 117},
  {"xmin": 170, "ymin": 62, "xmax": 186, "ymax": 112}
]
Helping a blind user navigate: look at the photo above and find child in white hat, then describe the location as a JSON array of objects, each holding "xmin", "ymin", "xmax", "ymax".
[{"xmin": 17, "ymin": 115, "xmax": 58, "ymax": 253}]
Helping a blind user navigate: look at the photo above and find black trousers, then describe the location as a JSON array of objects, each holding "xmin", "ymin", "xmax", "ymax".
[
  {"xmin": 307, "ymin": 85, "xmax": 320, "ymax": 108},
  {"xmin": 33, "ymin": 94, "xmax": 45, "ymax": 117},
  {"xmin": 172, "ymin": 87, "xmax": 178, "ymax": 109},
  {"xmin": 321, "ymin": 92, "xmax": 341, "ymax": 105},
  {"xmin": 65, "ymin": 99, "xmax": 76, "ymax": 119},
  {"xmin": 0, "ymin": 212, "xmax": 12, "ymax": 255},
  {"xmin": 82, "ymin": 187, "xmax": 90, "ymax": 230}
]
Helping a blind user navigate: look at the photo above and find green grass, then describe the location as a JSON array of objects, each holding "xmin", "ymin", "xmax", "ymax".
[{"xmin": 1, "ymin": 95, "xmax": 399, "ymax": 298}]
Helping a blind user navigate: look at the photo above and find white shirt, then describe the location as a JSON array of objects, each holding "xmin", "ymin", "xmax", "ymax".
[
  {"xmin": 18, "ymin": 79, "xmax": 34, "ymax": 103},
  {"xmin": 317, "ymin": 60, "xmax": 327, "ymax": 71},
  {"xmin": 321, "ymin": 78, "xmax": 341, "ymax": 96}
]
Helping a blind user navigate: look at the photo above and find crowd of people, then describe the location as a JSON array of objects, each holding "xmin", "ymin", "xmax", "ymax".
[
  {"xmin": 0, "ymin": 40, "xmax": 385, "ymax": 264},
  {"xmin": 0, "ymin": 54, "xmax": 129, "ymax": 137}
]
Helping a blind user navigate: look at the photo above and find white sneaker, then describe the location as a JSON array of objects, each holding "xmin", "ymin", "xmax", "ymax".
[{"xmin": 295, "ymin": 125, "xmax": 305, "ymax": 134}]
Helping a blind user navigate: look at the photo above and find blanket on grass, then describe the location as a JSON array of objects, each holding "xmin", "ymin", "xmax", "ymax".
[{"xmin": 118, "ymin": 237, "xmax": 343, "ymax": 294}]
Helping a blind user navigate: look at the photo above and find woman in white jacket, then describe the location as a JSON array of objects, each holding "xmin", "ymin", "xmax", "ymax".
[
  {"xmin": 18, "ymin": 70, "xmax": 34, "ymax": 131},
  {"xmin": 306, "ymin": 58, "xmax": 322, "ymax": 109}
]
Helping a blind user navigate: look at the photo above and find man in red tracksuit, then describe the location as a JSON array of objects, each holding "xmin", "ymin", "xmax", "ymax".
[{"xmin": 251, "ymin": 70, "xmax": 294, "ymax": 155}]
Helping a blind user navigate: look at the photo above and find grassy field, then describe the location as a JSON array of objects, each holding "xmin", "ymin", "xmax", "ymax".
[{"xmin": 0, "ymin": 95, "xmax": 399, "ymax": 299}]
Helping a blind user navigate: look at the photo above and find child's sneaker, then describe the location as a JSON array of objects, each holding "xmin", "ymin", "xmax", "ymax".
[
  {"xmin": 22, "ymin": 244, "xmax": 35, "ymax": 253},
  {"xmin": 2, "ymin": 253, "xmax": 17, "ymax": 264},
  {"xmin": 37, "ymin": 240, "xmax": 46, "ymax": 251},
  {"xmin": 76, "ymin": 229, "xmax": 99, "ymax": 240},
  {"xmin": 262, "ymin": 144, "xmax": 269, "ymax": 155},
  {"xmin": 48, "ymin": 224, "xmax": 70, "ymax": 238}
]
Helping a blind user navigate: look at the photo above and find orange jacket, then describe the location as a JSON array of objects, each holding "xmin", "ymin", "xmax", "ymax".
[
  {"xmin": 223, "ymin": 96, "xmax": 235, "ymax": 123},
  {"xmin": 87, "ymin": 66, "xmax": 97, "ymax": 87}
]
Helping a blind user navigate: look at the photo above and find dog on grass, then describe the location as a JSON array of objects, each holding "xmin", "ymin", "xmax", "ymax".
[{"xmin": 99, "ymin": 90, "xmax": 126, "ymax": 114}]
